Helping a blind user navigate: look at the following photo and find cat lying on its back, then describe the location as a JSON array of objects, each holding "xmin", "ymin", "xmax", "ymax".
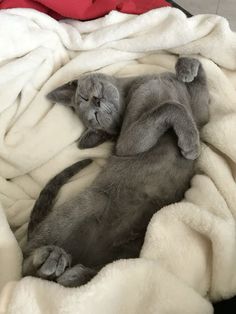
[{"xmin": 23, "ymin": 58, "xmax": 209, "ymax": 287}]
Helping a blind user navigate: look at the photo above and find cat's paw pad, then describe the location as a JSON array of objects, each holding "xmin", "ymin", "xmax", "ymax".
[
  {"xmin": 176, "ymin": 57, "xmax": 200, "ymax": 83},
  {"xmin": 32, "ymin": 245, "xmax": 71, "ymax": 279}
]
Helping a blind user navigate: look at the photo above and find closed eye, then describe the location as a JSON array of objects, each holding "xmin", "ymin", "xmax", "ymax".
[
  {"xmin": 80, "ymin": 95, "xmax": 88, "ymax": 101},
  {"xmin": 94, "ymin": 112, "xmax": 99, "ymax": 124}
]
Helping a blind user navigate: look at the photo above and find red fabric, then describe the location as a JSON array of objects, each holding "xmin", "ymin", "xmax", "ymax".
[{"xmin": 0, "ymin": 0, "xmax": 171, "ymax": 20}]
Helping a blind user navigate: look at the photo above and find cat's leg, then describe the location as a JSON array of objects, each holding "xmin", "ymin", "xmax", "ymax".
[
  {"xmin": 57, "ymin": 264, "xmax": 97, "ymax": 287},
  {"xmin": 22, "ymin": 245, "xmax": 71, "ymax": 280},
  {"xmin": 116, "ymin": 102, "xmax": 200, "ymax": 160},
  {"xmin": 175, "ymin": 57, "xmax": 210, "ymax": 127}
]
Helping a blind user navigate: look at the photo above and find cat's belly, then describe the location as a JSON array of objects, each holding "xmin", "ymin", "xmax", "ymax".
[
  {"xmin": 58, "ymin": 195, "xmax": 156, "ymax": 268},
  {"xmin": 108, "ymin": 133, "xmax": 195, "ymax": 199},
  {"xmin": 25, "ymin": 135, "xmax": 195, "ymax": 270}
]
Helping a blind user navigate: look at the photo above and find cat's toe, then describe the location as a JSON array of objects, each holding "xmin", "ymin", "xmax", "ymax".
[
  {"xmin": 176, "ymin": 57, "xmax": 200, "ymax": 83},
  {"xmin": 33, "ymin": 245, "xmax": 71, "ymax": 279}
]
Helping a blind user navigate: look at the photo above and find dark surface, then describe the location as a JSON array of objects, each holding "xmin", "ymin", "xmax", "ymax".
[
  {"xmin": 167, "ymin": 0, "xmax": 192, "ymax": 17},
  {"xmin": 213, "ymin": 296, "xmax": 236, "ymax": 314}
]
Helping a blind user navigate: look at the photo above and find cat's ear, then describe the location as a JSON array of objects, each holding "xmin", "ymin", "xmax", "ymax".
[
  {"xmin": 78, "ymin": 129, "xmax": 112, "ymax": 149},
  {"xmin": 47, "ymin": 80, "xmax": 78, "ymax": 105}
]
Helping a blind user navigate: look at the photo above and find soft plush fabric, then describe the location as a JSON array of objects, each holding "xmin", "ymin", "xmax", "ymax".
[
  {"xmin": 0, "ymin": 0, "xmax": 171, "ymax": 20},
  {"xmin": 0, "ymin": 7, "xmax": 236, "ymax": 314}
]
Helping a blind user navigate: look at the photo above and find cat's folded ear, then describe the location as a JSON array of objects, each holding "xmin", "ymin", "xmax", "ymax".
[
  {"xmin": 78, "ymin": 129, "xmax": 113, "ymax": 149},
  {"xmin": 47, "ymin": 80, "xmax": 78, "ymax": 105}
]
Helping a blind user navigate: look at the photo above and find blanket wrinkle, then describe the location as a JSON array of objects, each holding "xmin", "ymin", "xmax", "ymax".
[{"xmin": 0, "ymin": 7, "xmax": 236, "ymax": 314}]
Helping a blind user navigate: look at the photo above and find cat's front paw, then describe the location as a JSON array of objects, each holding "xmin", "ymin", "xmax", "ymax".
[
  {"xmin": 176, "ymin": 57, "xmax": 200, "ymax": 83},
  {"xmin": 77, "ymin": 129, "xmax": 112, "ymax": 149},
  {"xmin": 178, "ymin": 127, "xmax": 200, "ymax": 160},
  {"xmin": 30, "ymin": 245, "xmax": 71, "ymax": 279},
  {"xmin": 181, "ymin": 142, "xmax": 200, "ymax": 160}
]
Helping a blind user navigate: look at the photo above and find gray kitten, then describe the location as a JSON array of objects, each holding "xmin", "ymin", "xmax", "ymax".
[
  {"xmin": 22, "ymin": 58, "xmax": 209, "ymax": 287},
  {"xmin": 47, "ymin": 73, "xmax": 126, "ymax": 149}
]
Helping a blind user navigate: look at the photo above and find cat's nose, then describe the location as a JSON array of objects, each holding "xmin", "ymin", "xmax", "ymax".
[{"xmin": 93, "ymin": 97, "xmax": 100, "ymax": 107}]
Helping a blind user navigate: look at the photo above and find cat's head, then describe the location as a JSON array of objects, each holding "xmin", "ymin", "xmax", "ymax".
[{"xmin": 47, "ymin": 73, "xmax": 123, "ymax": 135}]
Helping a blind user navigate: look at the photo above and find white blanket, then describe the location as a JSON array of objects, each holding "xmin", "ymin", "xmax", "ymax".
[{"xmin": 0, "ymin": 7, "xmax": 236, "ymax": 314}]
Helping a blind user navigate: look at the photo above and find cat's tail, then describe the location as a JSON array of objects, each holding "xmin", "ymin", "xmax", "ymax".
[{"xmin": 28, "ymin": 159, "xmax": 92, "ymax": 238}]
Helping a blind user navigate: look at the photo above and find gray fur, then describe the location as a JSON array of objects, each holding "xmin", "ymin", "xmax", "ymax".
[
  {"xmin": 28, "ymin": 159, "xmax": 92, "ymax": 236},
  {"xmin": 22, "ymin": 58, "xmax": 209, "ymax": 287},
  {"xmin": 47, "ymin": 73, "xmax": 125, "ymax": 148}
]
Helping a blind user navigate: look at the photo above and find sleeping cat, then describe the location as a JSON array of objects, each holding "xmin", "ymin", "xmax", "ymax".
[{"xmin": 22, "ymin": 58, "xmax": 209, "ymax": 287}]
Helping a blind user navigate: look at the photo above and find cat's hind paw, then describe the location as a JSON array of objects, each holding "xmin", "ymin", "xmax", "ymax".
[
  {"xmin": 31, "ymin": 245, "xmax": 71, "ymax": 279},
  {"xmin": 57, "ymin": 264, "xmax": 97, "ymax": 287}
]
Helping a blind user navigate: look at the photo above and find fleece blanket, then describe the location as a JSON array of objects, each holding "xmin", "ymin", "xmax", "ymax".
[
  {"xmin": 0, "ymin": 0, "xmax": 171, "ymax": 20},
  {"xmin": 0, "ymin": 7, "xmax": 236, "ymax": 314}
]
